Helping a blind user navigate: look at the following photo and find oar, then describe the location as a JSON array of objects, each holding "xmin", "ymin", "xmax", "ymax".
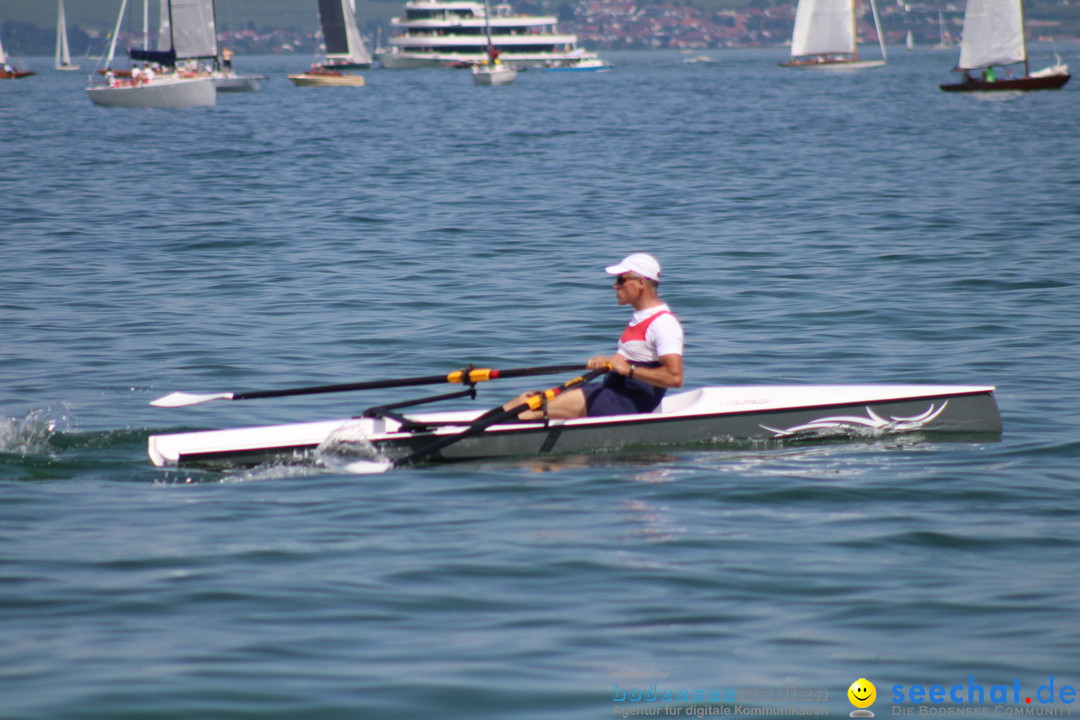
[
  {"xmin": 391, "ymin": 366, "xmax": 610, "ymax": 468},
  {"xmin": 150, "ymin": 364, "xmax": 587, "ymax": 408}
]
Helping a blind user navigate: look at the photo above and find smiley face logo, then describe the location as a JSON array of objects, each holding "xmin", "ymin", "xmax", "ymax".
[{"xmin": 848, "ymin": 678, "xmax": 876, "ymax": 717}]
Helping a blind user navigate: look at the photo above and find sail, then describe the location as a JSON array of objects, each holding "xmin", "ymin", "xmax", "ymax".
[
  {"xmin": 790, "ymin": 0, "xmax": 856, "ymax": 57},
  {"xmin": 157, "ymin": 0, "xmax": 171, "ymax": 51},
  {"xmin": 169, "ymin": 0, "xmax": 218, "ymax": 59},
  {"xmin": 0, "ymin": 31, "xmax": 7, "ymax": 65},
  {"xmin": 957, "ymin": 0, "xmax": 1025, "ymax": 69},
  {"xmin": 56, "ymin": 0, "xmax": 78, "ymax": 68},
  {"xmin": 318, "ymin": 0, "xmax": 372, "ymax": 64}
]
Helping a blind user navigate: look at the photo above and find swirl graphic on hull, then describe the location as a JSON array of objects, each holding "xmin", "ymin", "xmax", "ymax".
[{"xmin": 761, "ymin": 401, "xmax": 948, "ymax": 438}]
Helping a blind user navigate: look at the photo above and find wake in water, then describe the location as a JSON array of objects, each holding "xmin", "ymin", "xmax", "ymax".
[
  {"xmin": 315, "ymin": 420, "xmax": 394, "ymax": 474},
  {"xmin": 0, "ymin": 408, "xmax": 65, "ymax": 456}
]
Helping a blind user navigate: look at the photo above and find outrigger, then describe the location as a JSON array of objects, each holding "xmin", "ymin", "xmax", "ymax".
[{"xmin": 147, "ymin": 365, "xmax": 1001, "ymax": 471}]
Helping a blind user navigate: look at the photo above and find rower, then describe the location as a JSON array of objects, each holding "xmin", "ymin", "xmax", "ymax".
[{"xmin": 505, "ymin": 253, "xmax": 684, "ymax": 420}]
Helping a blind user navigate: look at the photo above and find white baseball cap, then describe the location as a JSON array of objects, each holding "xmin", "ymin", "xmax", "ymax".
[{"xmin": 605, "ymin": 253, "xmax": 661, "ymax": 282}]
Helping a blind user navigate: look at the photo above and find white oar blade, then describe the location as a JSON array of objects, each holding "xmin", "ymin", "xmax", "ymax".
[
  {"xmin": 340, "ymin": 459, "xmax": 395, "ymax": 474},
  {"xmin": 150, "ymin": 391, "xmax": 235, "ymax": 408}
]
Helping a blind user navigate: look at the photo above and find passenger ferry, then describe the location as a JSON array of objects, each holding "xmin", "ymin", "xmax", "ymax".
[{"xmin": 377, "ymin": 0, "xmax": 607, "ymax": 69}]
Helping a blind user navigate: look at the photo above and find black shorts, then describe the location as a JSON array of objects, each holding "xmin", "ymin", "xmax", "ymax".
[{"xmin": 582, "ymin": 364, "xmax": 667, "ymax": 416}]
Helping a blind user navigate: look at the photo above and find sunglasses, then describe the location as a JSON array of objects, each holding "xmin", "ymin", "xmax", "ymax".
[{"xmin": 614, "ymin": 275, "xmax": 643, "ymax": 286}]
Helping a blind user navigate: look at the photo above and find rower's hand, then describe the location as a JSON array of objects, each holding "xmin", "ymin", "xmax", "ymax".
[{"xmin": 587, "ymin": 354, "xmax": 628, "ymax": 375}]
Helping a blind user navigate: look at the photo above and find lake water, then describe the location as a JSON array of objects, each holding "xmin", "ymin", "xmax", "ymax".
[{"xmin": 2, "ymin": 47, "xmax": 1080, "ymax": 719}]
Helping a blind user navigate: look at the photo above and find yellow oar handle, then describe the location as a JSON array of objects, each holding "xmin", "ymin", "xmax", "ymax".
[
  {"xmin": 446, "ymin": 364, "xmax": 590, "ymax": 385},
  {"xmin": 524, "ymin": 388, "xmax": 560, "ymax": 411},
  {"xmin": 447, "ymin": 368, "xmax": 495, "ymax": 384},
  {"xmin": 522, "ymin": 365, "xmax": 611, "ymax": 410}
]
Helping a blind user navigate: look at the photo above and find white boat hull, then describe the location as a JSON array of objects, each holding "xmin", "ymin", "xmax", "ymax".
[
  {"xmin": 781, "ymin": 59, "xmax": 886, "ymax": 70},
  {"xmin": 87, "ymin": 76, "xmax": 216, "ymax": 108},
  {"xmin": 472, "ymin": 65, "xmax": 517, "ymax": 85},
  {"xmin": 544, "ymin": 57, "xmax": 614, "ymax": 72},
  {"xmin": 213, "ymin": 73, "xmax": 265, "ymax": 92},
  {"xmin": 148, "ymin": 385, "xmax": 1001, "ymax": 469}
]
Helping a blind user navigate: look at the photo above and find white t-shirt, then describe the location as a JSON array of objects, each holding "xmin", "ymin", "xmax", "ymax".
[{"xmin": 615, "ymin": 304, "xmax": 684, "ymax": 363}]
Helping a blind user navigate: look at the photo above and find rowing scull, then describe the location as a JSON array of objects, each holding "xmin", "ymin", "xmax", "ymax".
[{"xmin": 147, "ymin": 384, "xmax": 1001, "ymax": 470}]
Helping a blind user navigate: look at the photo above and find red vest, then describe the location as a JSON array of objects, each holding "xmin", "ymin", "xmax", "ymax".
[{"xmin": 620, "ymin": 310, "xmax": 671, "ymax": 344}]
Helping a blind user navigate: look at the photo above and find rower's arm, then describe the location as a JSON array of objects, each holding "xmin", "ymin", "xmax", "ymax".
[
  {"xmin": 590, "ymin": 353, "xmax": 683, "ymax": 388},
  {"xmin": 631, "ymin": 353, "xmax": 683, "ymax": 389}
]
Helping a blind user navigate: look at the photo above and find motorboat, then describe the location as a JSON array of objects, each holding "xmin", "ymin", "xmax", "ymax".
[
  {"xmin": 212, "ymin": 70, "xmax": 266, "ymax": 93},
  {"xmin": 544, "ymin": 56, "xmax": 614, "ymax": 72},
  {"xmin": 288, "ymin": 66, "xmax": 366, "ymax": 86},
  {"xmin": 1, "ymin": 32, "xmax": 36, "ymax": 78},
  {"xmin": 148, "ymin": 384, "xmax": 1001, "ymax": 470}
]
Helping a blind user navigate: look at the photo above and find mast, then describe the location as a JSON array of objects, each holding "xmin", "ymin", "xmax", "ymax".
[
  {"xmin": 104, "ymin": 0, "xmax": 129, "ymax": 68},
  {"xmin": 850, "ymin": 0, "xmax": 858, "ymax": 60},
  {"xmin": 1018, "ymin": 0, "xmax": 1029, "ymax": 76},
  {"xmin": 483, "ymin": 0, "xmax": 495, "ymax": 63},
  {"xmin": 868, "ymin": 0, "xmax": 887, "ymax": 61}
]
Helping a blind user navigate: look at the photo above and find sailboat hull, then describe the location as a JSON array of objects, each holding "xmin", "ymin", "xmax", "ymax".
[
  {"xmin": 472, "ymin": 66, "xmax": 517, "ymax": 85},
  {"xmin": 780, "ymin": 58, "xmax": 886, "ymax": 70},
  {"xmin": 213, "ymin": 73, "xmax": 266, "ymax": 92},
  {"xmin": 940, "ymin": 73, "xmax": 1070, "ymax": 91},
  {"xmin": 321, "ymin": 60, "xmax": 371, "ymax": 70},
  {"xmin": 87, "ymin": 76, "xmax": 216, "ymax": 108}
]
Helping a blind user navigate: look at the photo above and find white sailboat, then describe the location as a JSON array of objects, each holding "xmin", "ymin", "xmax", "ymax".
[
  {"xmin": 472, "ymin": 0, "xmax": 517, "ymax": 85},
  {"xmin": 905, "ymin": 30, "xmax": 915, "ymax": 50},
  {"xmin": 933, "ymin": 11, "xmax": 953, "ymax": 49},
  {"xmin": 781, "ymin": 0, "xmax": 887, "ymax": 69},
  {"xmin": 318, "ymin": 0, "xmax": 372, "ymax": 69},
  {"xmin": 940, "ymin": 0, "xmax": 1069, "ymax": 91},
  {"xmin": 55, "ymin": 0, "xmax": 81, "ymax": 70},
  {"xmin": 86, "ymin": 0, "xmax": 216, "ymax": 108}
]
